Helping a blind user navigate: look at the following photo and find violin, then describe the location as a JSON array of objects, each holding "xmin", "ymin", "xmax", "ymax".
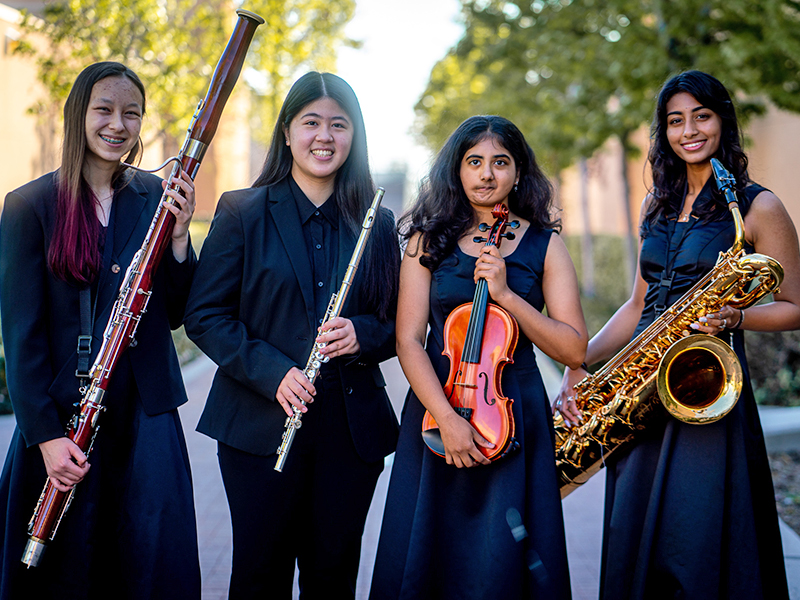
[{"xmin": 422, "ymin": 203, "xmax": 521, "ymax": 462}]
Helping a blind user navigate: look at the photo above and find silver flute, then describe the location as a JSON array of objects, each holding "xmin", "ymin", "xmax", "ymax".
[{"xmin": 274, "ymin": 188, "xmax": 385, "ymax": 472}]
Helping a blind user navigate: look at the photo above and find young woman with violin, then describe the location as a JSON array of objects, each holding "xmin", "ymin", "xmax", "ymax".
[
  {"xmin": 555, "ymin": 70, "xmax": 800, "ymax": 599},
  {"xmin": 183, "ymin": 72, "xmax": 400, "ymax": 599},
  {"xmin": 0, "ymin": 61, "xmax": 200, "ymax": 599},
  {"xmin": 370, "ymin": 115, "xmax": 586, "ymax": 599}
]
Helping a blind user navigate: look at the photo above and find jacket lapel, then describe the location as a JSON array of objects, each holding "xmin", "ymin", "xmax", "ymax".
[
  {"xmin": 269, "ymin": 179, "xmax": 315, "ymax": 325},
  {"xmin": 93, "ymin": 176, "xmax": 150, "ymax": 327},
  {"xmin": 113, "ymin": 175, "xmax": 151, "ymax": 258}
]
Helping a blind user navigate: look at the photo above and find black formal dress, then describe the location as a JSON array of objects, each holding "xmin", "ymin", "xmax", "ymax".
[
  {"xmin": 370, "ymin": 227, "xmax": 572, "ymax": 600},
  {"xmin": 184, "ymin": 176, "xmax": 399, "ymax": 599},
  {"xmin": 600, "ymin": 182, "xmax": 789, "ymax": 600},
  {"xmin": 0, "ymin": 171, "xmax": 201, "ymax": 600}
]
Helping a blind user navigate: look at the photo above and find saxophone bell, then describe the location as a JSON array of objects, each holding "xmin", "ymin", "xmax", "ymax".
[{"xmin": 657, "ymin": 333, "xmax": 742, "ymax": 424}]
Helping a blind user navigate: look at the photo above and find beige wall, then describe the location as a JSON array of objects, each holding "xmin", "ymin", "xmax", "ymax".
[
  {"xmin": 746, "ymin": 104, "xmax": 800, "ymax": 229},
  {"xmin": 0, "ymin": 4, "xmax": 57, "ymax": 199},
  {"xmin": 559, "ymin": 106, "xmax": 800, "ymax": 238}
]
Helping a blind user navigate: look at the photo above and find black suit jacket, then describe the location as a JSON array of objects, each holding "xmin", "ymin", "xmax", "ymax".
[
  {"xmin": 184, "ymin": 178, "xmax": 399, "ymax": 462},
  {"xmin": 0, "ymin": 171, "xmax": 195, "ymax": 447}
]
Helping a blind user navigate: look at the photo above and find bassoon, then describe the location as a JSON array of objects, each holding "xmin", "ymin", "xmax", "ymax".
[{"xmin": 21, "ymin": 9, "xmax": 264, "ymax": 568}]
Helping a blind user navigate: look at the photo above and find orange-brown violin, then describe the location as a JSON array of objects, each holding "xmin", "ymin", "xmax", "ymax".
[{"xmin": 422, "ymin": 203, "xmax": 521, "ymax": 461}]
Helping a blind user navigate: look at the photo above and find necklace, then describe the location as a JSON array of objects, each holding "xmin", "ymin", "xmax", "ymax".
[{"xmin": 677, "ymin": 211, "xmax": 692, "ymax": 222}]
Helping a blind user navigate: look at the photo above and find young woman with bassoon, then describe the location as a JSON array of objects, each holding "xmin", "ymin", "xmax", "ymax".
[
  {"xmin": 555, "ymin": 70, "xmax": 800, "ymax": 600},
  {"xmin": 0, "ymin": 61, "xmax": 201, "ymax": 599},
  {"xmin": 370, "ymin": 115, "xmax": 586, "ymax": 599},
  {"xmin": 183, "ymin": 71, "xmax": 401, "ymax": 599}
]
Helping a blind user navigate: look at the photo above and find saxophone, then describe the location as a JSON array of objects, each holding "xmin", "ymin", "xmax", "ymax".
[
  {"xmin": 274, "ymin": 188, "xmax": 386, "ymax": 472},
  {"xmin": 554, "ymin": 159, "xmax": 784, "ymax": 498}
]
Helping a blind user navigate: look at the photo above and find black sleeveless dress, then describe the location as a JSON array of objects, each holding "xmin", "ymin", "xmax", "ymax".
[
  {"xmin": 370, "ymin": 227, "xmax": 571, "ymax": 600},
  {"xmin": 600, "ymin": 183, "xmax": 789, "ymax": 599}
]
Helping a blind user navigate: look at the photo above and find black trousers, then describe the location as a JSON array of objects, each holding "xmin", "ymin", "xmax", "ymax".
[{"xmin": 218, "ymin": 371, "xmax": 384, "ymax": 600}]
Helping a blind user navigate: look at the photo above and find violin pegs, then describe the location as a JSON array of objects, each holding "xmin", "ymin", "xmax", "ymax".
[
  {"xmin": 502, "ymin": 232, "xmax": 516, "ymax": 241},
  {"xmin": 478, "ymin": 223, "xmax": 491, "ymax": 232},
  {"xmin": 473, "ymin": 236, "xmax": 487, "ymax": 243},
  {"xmin": 509, "ymin": 220, "xmax": 520, "ymax": 229}
]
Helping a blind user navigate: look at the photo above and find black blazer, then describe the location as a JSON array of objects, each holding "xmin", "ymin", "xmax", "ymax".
[
  {"xmin": 184, "ymin": 178, "xmax": 399, "ymax": 463},
  {"xmin": 0, "ymin": 171, "xmax": 195, "ymax": 448}
]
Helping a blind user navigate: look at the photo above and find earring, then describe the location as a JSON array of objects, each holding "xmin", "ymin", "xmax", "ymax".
[{"xmin": 514, "ymin": 183, "xmax": 518, "ymax": 193}]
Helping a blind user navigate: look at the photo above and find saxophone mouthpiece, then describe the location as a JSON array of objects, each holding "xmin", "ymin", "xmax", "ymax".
[{"xmin": 710, "ymin": 158, "xmax": 735, "ymax": 194}]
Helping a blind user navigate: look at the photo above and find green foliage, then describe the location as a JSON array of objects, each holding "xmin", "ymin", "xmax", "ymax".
[
  {"xmin": 18, "ymin": 0, "xmax": 356, "ymax": 144},
  {"xmin": 564, "ymin": 234, "xmax": 631, "ymax": 336},
  {"xmin": 246, "ymin": 0, "xmax": 357, "ymax": 144},
  {"xmin": 416, "ymin": 0, "xmax": 800, "ymax": 173},
  {"xmin": 188, "ymin": 218, "xmax": 211, "ymax": 255},
  {"xmin": 748, "ymin": 331, "xmax": 800, "ymax": 406},
  {"xmin": 172, "ymin": 325, "xmax": 202, "ymax": 366}
]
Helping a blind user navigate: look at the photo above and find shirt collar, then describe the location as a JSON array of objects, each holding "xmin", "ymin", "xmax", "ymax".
[{"xmin": 289, "ymin": 176, "xmax": 338, "ymax": 228}]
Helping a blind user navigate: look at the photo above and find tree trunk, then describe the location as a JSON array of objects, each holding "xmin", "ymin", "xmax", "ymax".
[
  {"xmin": 620, "ymin": 132, "xmax": 636, "ymax": 295},
  {"xmin": 580, "ymin": 158, "xmax": 595, "ymax": 298}
]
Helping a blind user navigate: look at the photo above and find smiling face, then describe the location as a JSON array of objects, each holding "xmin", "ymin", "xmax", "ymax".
[
  {"xmin": 459, "ymin": 136, "xmax": 519, "ymax": 210},
  {"xmin": 665, "ymin": 92, "xmax": 722, "ymax": 166},
  {"xmin": 284, "ymin": 96, "xmax": 354, "ymax": 194},
  {"xmin": 83, "ymin": 76, "xmax": 143, "ymax": 171}
]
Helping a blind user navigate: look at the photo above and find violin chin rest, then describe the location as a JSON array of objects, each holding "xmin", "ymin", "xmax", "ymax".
[{"xmin": 421, "ymin": 429, "xmax": 446, "ymax": 458}]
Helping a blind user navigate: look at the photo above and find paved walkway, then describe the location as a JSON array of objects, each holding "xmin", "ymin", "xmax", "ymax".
[{"xmin": 1, "ymin": 352, "xmax": 799, "ymax": 598}]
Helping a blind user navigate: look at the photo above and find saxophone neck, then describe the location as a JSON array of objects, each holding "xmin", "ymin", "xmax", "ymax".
[
  {"xmin": 728, "ymin": 202, "xmax": 745, "ymax": 255},
  {"xmin": 710, "ymin": 158, "xmax": 745, "ymax": 254}
]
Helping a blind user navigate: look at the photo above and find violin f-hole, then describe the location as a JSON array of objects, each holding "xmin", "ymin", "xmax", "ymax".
[{"xmin": 479, "ymin": 372, "xmax": 496, "ymax": 406}]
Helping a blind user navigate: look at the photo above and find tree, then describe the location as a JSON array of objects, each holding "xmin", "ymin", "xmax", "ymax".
[
  {"xmin": 17, "ymin": 0, "xmax": 356, "ymax": 146},
  {"xmin": 418, "ymin": 0, "xmax": 800, "ymax": 166},
  {"xmin": 415, "ymin": 0, "xmax": 800, "ymax": 291}
]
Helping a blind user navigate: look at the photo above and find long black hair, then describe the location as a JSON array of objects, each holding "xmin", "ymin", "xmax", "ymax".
[
  {"xmin": 253, "ymin": 72, "xmax": 398, "ymax": 319},
  {"xmin": 644, "ymin": 70, "xmax": 750, "ymax": 226},
  {"xmin": 401, "ymin": 115, "xmax": 558, "ymax": 271}
]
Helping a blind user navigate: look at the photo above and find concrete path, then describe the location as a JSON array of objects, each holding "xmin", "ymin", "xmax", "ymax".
[{"xmin": 1, "ymin": 352, "xmax": 799, "ymax": 599}]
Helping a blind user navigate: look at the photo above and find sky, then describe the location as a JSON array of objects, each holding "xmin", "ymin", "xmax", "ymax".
[{"xmin": 335, "ymin": 0, "xmax": 464, "ymax": 182}]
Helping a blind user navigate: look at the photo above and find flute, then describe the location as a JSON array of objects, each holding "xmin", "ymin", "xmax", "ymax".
[
  {"xmin": 21, "ymin": 9, "xmax": 264, "ymax": 568},
  {"xmin": 274, "ymin": 187, "xmax": 385, "ymax": 472}
]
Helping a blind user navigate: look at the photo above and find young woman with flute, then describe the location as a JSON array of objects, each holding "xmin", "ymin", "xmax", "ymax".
[
  {"xmin": 556, "ymin": 70, "xmax": 800, "ymax": 599},
  {"xmin": 370, "ymin": 115, "xmax": 586, "ymax": 599},
  {"xmin": 183, "ymin": 71, "xmax": 400, "ymax": 599},
  {"xmin": 0, "ymin": 61, "xmax": 200, "ymax": 599}
]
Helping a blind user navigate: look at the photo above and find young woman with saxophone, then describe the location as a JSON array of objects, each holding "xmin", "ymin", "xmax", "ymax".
[
  {"xmin": 183, "ymin": 72, "xmax": 400, "ymax": 598},
  {"xmin": 0, "ymin": 62, "xmax": 201, "ymax": 598},
  {"xmin": 556, "ymin": 70, "xmax": 800, "ymax": 599},
  {"xmin": 370, "ymin": 116, "xmax": 586, "ymax": 599}
]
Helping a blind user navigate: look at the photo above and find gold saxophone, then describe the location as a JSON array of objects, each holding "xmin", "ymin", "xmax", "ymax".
[{"xmin": 555, "ymin": 159, "xmax": 784, "ymax": 498}]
